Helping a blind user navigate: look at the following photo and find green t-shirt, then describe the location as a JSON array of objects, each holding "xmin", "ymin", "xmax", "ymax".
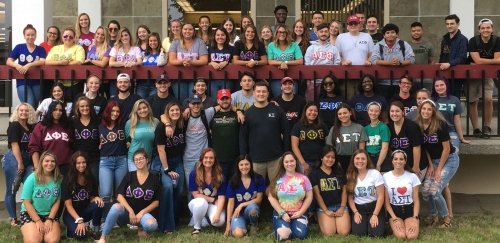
[
  {"xmin": 364, "ymin": 121, "xmax": 391, "ymax": 155},
  {"xmin": 267, "ymin": 42, "xmax": 303, "ymax": 61},
  {"xmin": 21, "ymin": 173, "xmax": 61, "ymax": 215},
  {"xmin": 211, "ymin": 110, "xmax": 239, "ymax": 163}
]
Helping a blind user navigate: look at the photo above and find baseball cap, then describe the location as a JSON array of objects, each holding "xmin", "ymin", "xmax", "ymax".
[
  {"xmin": 189, "ymin": 94, "xmax": 202, "ymax": 104},
  {"xmin": 156, "ymin": 74, "xmax": 170, "ymax": 83},
  {"xmin": 117, "ymin": 73, "xmax": 130, "ymax": 81},
  {"xmin": 281, "ymin": 77, "xmax": 294, "ymax": 84},
  {"xmin": 478, "ymin": 18, "xmax": 493, "ymax": 27},
  {"xmin": 217, "ymin": 89, "xmax": 231, "ymax": 100},
  {"xmin": 346, "ymin": 15, "xmax": 360, "ymax": 24}
]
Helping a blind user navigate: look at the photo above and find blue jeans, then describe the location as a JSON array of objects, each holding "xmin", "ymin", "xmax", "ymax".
[
  {"xmin": 101, "ymin": 203, "xmax": 158, "ymax": 236},
  {"xmin": 109, "ymin": 80, "xmax": 117, "ymax": 98},
  {"xmin": 99, "ymin": 155, "xmax": 128, "ymax": 220},
  {"xmin": 270, "ymin": 79, "xmax": 299, "ymax": 98},
  {"xmin": 17, "ymin": 82, "xmax": 40, "ymax": 108},
  {"xmin": 449, "ymin": 131, "xmax": 460, "ymax": 153},
  {"xmin": 135, "ymin": 79, "xmax": 156, "ymax": 98},
  {"xmin": 183, "ymin": 159, "xmax": 198, "ymax": 190},
  {"xmin": 2, "ymin": 149, "xmax": 33, "ymax": 219},
  {"xmin": 422, "ymin": 153, "xmax": 460, "ymax": 217},
  {"xmin": 272, "ymin": 210, "xmax": 309, "ymax": 240},
  {"xmin": 230, "ymin": 203, "xmax": 260, "ymax": 233},
  {"xmin": 172, "ymin": 80, "xmax": 194, "ymax": 102},
  {"xmin": 150, "ymin": 155, "xmax": 184, "ymax": 232},
  {"xmin": 63, "ymin": 203, "xmax": 103, "ymax": 239},
  {"xmin": 209, "ymin": 80, "xmax": 234, "ymax": 98}
]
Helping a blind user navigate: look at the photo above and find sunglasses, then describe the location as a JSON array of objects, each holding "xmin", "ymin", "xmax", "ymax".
[
  {"xmin": 109, "ymin": 28, "xmax": 118, "ymax": 32},
  {"xmin": 63, "ymin": 35, "xmax": 74, "ymax": 40}
]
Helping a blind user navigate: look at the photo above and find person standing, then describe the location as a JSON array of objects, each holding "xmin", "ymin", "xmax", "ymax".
[
  {"xmin": 309, "ymin": 11, "xmax": 325, "ymax": 41},
  {"xmin": 467, "ymin": 18, "xmax": 500, "ymax": 138},
  {"xmin": 240, "ymin": 81, "xmax": 290, "ymax": 181},
  {"xmin": 146, "ymin": 75, "xmax": 178, "ymax": 120},
  {"xmin": 231, "ymin": 72, "xmax": 255, "ymax": 112},
  {"xmin": 273, "ymin": 5, "xmax": 288, "ymax": 31},
  {"xmin": 108, "ymin": 73, "xmax": 141, "ymax": 125},
  {"xmin": 366, "ymin": 15, "xmax": 383, "ymax": 44},
  {"xmin": 272, "ymin": 77, "xmax": 307, "ymax": 129},
  {"xmin": 391, "ymin": 75, "xmax": 417, "ymax": 116},
  {"xmin": 408, "ymin": 22, "xmax": 435, "ymax": 90}
]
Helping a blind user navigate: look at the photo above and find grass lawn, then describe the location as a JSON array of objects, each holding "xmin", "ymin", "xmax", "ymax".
[{"xmin": 2, "ymin": 214, "xmax": 500, "ymax": 242}]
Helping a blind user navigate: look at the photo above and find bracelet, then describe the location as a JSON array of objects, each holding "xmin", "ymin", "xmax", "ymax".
[
  {"xmin": 353, "ymin": 211, "xmax": 359, "ymax": 214},
  {"xmin": 277, "ymin": 209, "xmax": 286, "ymax": 217},
  {"xmin": 46, "ymin": 217, "xmax": 54, "ymax": 222},
  {"xmin": 74, "ymin": 217, "xmax": 84, "ymax": 224}
]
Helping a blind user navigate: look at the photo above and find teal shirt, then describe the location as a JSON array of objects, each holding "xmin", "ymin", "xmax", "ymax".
[
  {"xmin": 266, "ymin": 42, "xmax": 303, "ymax": 61},
  {"xmin": 364, "ymin": 121, "xmax": 391, "ymax": 155},
  {"xmin": 21, "ymin": 173, "xmax": 61, "ymax": 215},
  {"xmin": 125, "ymin": 119, "xmax": 158, "ymax": 160}
]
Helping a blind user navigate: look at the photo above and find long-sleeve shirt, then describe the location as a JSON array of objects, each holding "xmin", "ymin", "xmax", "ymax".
[
  {"xmin": 239, "ymin": 103, "xmax": 290, "ymax": 163},
  {"xmin": 28, "ymin": 123, "xmax": 73, "ymax": 165},
  {"xmin": 439, "ymin": 29, "xmax": 469, "ymax": 66}
]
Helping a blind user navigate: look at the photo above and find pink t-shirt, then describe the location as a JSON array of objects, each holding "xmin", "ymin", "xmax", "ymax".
[
  {"xmin": 275, "ymin": 173, "xmax": 312, "ymax": 214},
  {"xmin": 78, "ymin": 32, "xmax": 95, "ymax": 54}
]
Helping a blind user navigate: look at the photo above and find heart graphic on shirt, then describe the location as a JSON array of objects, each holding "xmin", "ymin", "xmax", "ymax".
[{"xmin": 397, "ymin": 187, "xmax": 407, "ymax": 195}]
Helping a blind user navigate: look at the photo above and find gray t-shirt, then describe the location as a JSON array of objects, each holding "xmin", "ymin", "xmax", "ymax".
[
  {"xmin": 169, "ymin": 38, "xmax": 208, "ymax": 61},
  {"xmin": 183, "ymin": 107, "xmax": 215, "ymax": 162},
  {"xmin": 409, "ymin": 39, "xmax": 434, "ymax": 64},
  {"xmin": 326, "ymin": 122, "xmax": 368, "ymax": 155},
  {"xmin": 231, "ymin": 90, "xmax": 254, "ymax": 111}
]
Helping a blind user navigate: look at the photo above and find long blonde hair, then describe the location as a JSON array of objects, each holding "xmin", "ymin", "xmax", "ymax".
[
  {"xmin": 128, "ymin": 99, "xmax": 158, "ymax": 139},
  {"xmin": 75, "ymin": 13, "xmax": 91, "ymax": 40},
  {"xmin": 416, "ymin": 99, "xmax": 447, "ymax": 135},
  {"xmin": 94, "ymin": 26, "xmax": 109, "ymax": 60},
  {"xmin": 10, "ymin": 103, "xmax": 37, "ymax": 125},
  {"xmin": 272, "ymin": 24, "xmax": 292, "ymax": 48},
  {"xmin": 35, "ymin": 151, "xmax": 62, "ymax": 184},
  {"xmin": 114, "ymin": 27, "xmax": 133, "ymax": 49}
]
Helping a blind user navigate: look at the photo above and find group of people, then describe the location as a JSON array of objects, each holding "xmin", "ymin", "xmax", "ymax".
[{"xmin": 4, "ymin": 6, "xmax": 497, "ymax": 242}]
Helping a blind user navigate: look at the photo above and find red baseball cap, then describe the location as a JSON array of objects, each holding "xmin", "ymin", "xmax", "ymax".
[
  {"xmin": 346, "ymin": 15, "xmax": 360, "ymax": 24},
  {"xmin": 217, "ymin": 89, "xmax": 231, "ymax": 100}
]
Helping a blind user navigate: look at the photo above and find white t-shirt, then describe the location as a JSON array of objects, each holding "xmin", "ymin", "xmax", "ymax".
[
  {"xmin": 335, "ymin": 32, "xmax": 373, "ymax": 65},
  {"xmin": 383, "ymin": 171, "xmax": 421, "ymax": 206},
  {"xmin": 353, "ymin": 169, "xmax": 384, "ymax": 205},
  {"xmin": 109, "ymin": 46, "xmax": 142, "ymax": 63},
  {"xmin": 231, "ymin": 90, "xmax": 254, "ymax": 112}
]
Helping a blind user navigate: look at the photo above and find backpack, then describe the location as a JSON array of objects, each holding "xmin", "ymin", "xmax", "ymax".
[
  {"xmin": 186, "ymin": 109, "xmax": 212, "ymax": 147},
  {"xmin": 379, "ymin": 40, "xmax": 406, "ymax": 60}
]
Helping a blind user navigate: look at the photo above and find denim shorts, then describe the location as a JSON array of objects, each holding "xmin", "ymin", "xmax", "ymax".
[{"xmin": 317, "ymin": 204, "xmax": 349, "ymax": 213}]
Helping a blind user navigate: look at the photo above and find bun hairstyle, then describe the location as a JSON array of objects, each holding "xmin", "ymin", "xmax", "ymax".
[{"xmin": 23, "ymin": 24, "xmax": 37, "ymax": 35}]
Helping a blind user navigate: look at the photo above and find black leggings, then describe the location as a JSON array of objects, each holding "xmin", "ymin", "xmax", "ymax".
[{"xmin": 351, "ymin": 201, "xmax": 385, "ymax": 237}]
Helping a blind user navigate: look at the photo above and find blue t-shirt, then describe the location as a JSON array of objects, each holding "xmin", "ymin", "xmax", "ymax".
[
  {"xmin": 21, "ymin": 173, "xmax": 61, "ymax": 215},
  {"xmin": 189, "ymin": 170, "xmax": 227, "ymax": 198},
  {"xmin": 9, "ymin": 44, "xmax": 47, "ymax": 86},
  {"xmin": 348, "ymin": 94, "xmax": 388, "ymax": 126},
  {"xmin": 226, "ymin": 174, "xmax": 266, "ymax": 208},
  {"xmin": 208, "ymin": 45, "xmax": 234, "ymax": 62},
  {"xmin": 142, "ymin": 53, "xmax": 160, "ymax": 66},
  {"xmin": 99, "ymin": 124, "xmax": 127, "ymax": 157},
  {"xmin": 125, "ymin": 120, "xmax": 157, "ymax": 160}
]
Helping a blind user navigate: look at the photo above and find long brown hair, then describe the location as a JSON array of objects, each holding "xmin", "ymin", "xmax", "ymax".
[
  {"xmin": 346, "ymin": 149, "xmax": 373, "ymax": 194},
  {"xmin": 35, "ymin": 151, "xmax": 62, "ymax": 184},
  {"xmin": 330, "ymin": 103, "xmax": 356, "ymax": 146},
  {"xmin": 267, "ymin": 151, "xmax": 300, "ymax": 198},
  {"xmin": 195, "ymin": 148, "xmax": 223, "ymax": 189},
  {"xmin": 416, "ymin": 99, "xmax": 446, "ymax": 135}
]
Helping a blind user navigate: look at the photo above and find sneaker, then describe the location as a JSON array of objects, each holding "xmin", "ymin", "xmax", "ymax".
[
  {"xmin": 473, "ymin": 128, "xmax": 482, "ymax": 138},
  {"xmin": 482, "ymin": 126, "xmax": 492, "ymax": 139}
]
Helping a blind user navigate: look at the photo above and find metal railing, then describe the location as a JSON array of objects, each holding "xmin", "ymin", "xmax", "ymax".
[{"xmin": 1, "ymin": 64, "xmax": 499, "ymax": 136}]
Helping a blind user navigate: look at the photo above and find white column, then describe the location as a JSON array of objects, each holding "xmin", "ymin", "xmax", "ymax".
[
  {"xmin": 78, "ymin": 0, "xmax": 101, "ymax": 31},
  {"xmin": 450, "ymin": 0, "xmax": 474, "ymax": 39},
  {"xmin": 12, "ymin": 0, "xmax": 52, "ymax": 45}
]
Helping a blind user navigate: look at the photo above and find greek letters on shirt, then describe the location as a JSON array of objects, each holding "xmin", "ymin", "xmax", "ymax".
[
  {"xmin": 165, "ymin": 133, "xmax": 185, "ymax": 148},
  {"xmin": 210, "ymin": 52, "xmax": 231, "ymax": 62},
  {"xmin": 312, "ymin": 51, "xmax": 335, "ymax": 60},
  {"xmin": 75, "ymin": 128, "xmax": 98, "ymax": 140},
  {"xmin": 53, "ymin": 53, "xmax": 71, "ymax": 61},
  {"xmin": 35, "ymin": 187, "xmax": 60, "ymax": 198},
  {"xmin": 274, "ymin": 53, "xmax": 294, "ymax": 61},
  {"xmin": 367, "ymin": 134, "xmax": 381, "ymax": 146},
  {"xmin": 72, "ymin": 188, "xmax": 90, "ymax": 201},
  {"xmin": 19, "ymin": 54, "xmax": 39, "ymax": 63},
  {"xmin": 319, "ymin": 177, "xmax": 340, "ymax": 191},
  {"xmin": 319, "ymin": 101, "xmax": 342, "ymax": 111},
  {"xmin": 44, "ymin": 131, "xmax": 70, "ymax": 142},
  {"xmin": 236, "ymin": 191, "xmax": 256, "ymax": 203},
  {"xmin": 125, "ymin": 186, "xmax": 155, "ymax": 201},
  {"xmin": 239, "ymin": 50, "xmax": 258, "ymax": 60},
  {"xmin": 423, "ymin": 133, "xmax": 439, "ymax": 144},
  {"xmin": 285, "ymin": 111, "xmax": 299, "ymax": 121},
  {"xmin": 79, "ymin": 39, "xmax": 92, "ymax": 48},
  {"xmin": 335, "ymin": 132, "xmax": 361, "ymax": 144},
  {"xmin": 100, "ymin": 130, "xmax": 125, "ymax": 145},
  {"xmin": 389, "ymin": 187, "xmax": 411, "ymax": 205},
  {"xmin": 299, "ymin": 129, "xmax": 324, "ymax": 141},
  {"xmin": 391, "ymin": 137, "xmax": 410, "ymax": 148},
  {"xmin": 21, "ymin": 132, "xmax": 31, "ymax": 143},
  {"xmin": 355, "ymin": 185, "xmax": 376, "ymax": 198},
  {"xmin": 116, "ymin": 54, "xmax": 137, "ymax": 62},
  {"xmin": 437, "ymin": 103, "xmax": 456, "ymax": 113}
]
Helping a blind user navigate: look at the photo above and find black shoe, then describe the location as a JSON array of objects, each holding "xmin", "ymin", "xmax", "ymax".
[
  {"xmin": 473, "ymin": 129, "xmax": 482, "ymax": 138},
  {"xmin": 482, "ymin": 126, "xmax": 492, "ymax": 139}
]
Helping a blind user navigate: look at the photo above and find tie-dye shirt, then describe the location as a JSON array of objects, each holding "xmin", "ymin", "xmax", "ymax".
[{"xmin": 275, "ymin": 173, "xmax": 312, "ymax": 214}]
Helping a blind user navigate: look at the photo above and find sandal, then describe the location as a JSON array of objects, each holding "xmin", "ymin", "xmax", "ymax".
[
  {"xmin": 192, "ymin": 228, "xmax": 201, "ymax": 235},
  {"xmin": 425, "ymin": 215, "xmax": 439, "ymax": 227},
  {"xmin": 10, "ymin": 218, "xmax": 19, "ymax": 227},
  {"xmin": 439, "ymin": 217, "xmax": 452, "ymax": 228}
]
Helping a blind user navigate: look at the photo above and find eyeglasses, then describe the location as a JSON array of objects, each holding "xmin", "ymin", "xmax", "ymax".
[
  {"xmin": 400, "ymin": 81, "xmax": 412, "ymax": 85},
  {"xmin": 63, "ymin": 35, "xmax": 74, "ymax": 40},
  {"xmin": 48, "ymin": 32, "xmax": 58, "ymax": 36},
  {"xmin": 109, "ymin": 28, "xmax": 118, "ymax": 32}
]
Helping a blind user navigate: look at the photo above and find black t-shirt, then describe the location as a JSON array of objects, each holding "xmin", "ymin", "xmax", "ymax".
[
  {"xmin": 7, "ymin": 121, "xmax": 33, "ymax": 152},
  {"xmin": 98, "ymin": 124, "xmax": 127, "ymax": 157},
  {"xmin": 317, "ymin": 95, "xmax": 343, "ymax": 129},
  {"xmin": 291, "ymin": 123, "xmax": 327, "ymax": 161},
  {"xmin": 422, "ymin": 121, "xmax": 455, "ymax": 160},
  {"xmin": 211, "ymin": 110, "xmax": 239, "ymax": 163},
  {"xmin": 384, "ymin": 119, "xmax": 422, "ymax": 172},
  {"xmin": 391, "ymin": 95, "xmax": 417, "ymax": 116},
  {"xmin": 74, "ymin": 93, "xmax": 107, "ymax": 117},
  {"xmin": 371, "ymin": 32, "xmax": 384, "ymax": 45},
  {"xmin": 72, "ymin": 118, "xmax": 100, "ymax": 159},
  {"xmin": 273, "ymin": 95, "xmax": 307, "ymax": 129},
  {"xmin": 116, "ymin": 171, "xmax": 160, "ymax": 214},
  {"xmin": 146, "ymin": 94, "xmax": 178, "ymax": 120},
  {"xmin": 208, "ymin": 45, "xmax": 234, "ymax": 63},
  {"xmin": 348, "ymin": 94, "xmax": 388, "ymax": 126},
  {"xmin": 309, "ymin": 167, "xmax": 345, "ymax": 206},
  {"xmin": 108, "ymin": 94, "xmax": 141, "ymax": 125},
  {"xmin": 233, "ymin": 40, "xmax": 266, "ymax": 61},
  {"xmin": 468, "ymin": 34, "xmax": 500, "ymax": 60},
  {"xmin": 61, "ymin": 177, "xmax": 98, "ymax": 212},
  {"xmin": 155, "ymin": 123, "xmax": 186, "ymax": 158}
]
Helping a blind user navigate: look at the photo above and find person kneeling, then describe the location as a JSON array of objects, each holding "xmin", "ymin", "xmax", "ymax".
[{"xmin": 97, "ymin": 149, "xmax": 159, "ymax": 243}]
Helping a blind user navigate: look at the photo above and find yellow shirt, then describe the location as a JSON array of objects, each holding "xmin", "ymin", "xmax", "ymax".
[{"xmin": 47, "ymin": 44, "xmax": 85, "ymax": 86}]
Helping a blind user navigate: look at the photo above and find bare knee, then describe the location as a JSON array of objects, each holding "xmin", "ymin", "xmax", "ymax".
[
  {"xmin": 276, "ymin": 227, "xmax": 291, "ymax": 240},
  {"xmin": 249, "ymin": 209, "xmax": 258, "ymax": 217},
  {"xmin": 232, "ymin": 228, "xmax": 246, "ymax": 238},
  {"xmin": 146, "ymin": 218, "xmax": 156, "ymax": 225},
  {"xmin": 113, "ymin": 203, "xmax": 124, "ymax": 210}
]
